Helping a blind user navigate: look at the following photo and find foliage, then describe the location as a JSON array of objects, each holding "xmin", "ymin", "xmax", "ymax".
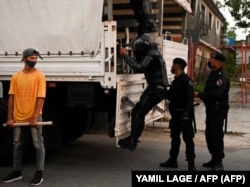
[
  {"xmin": 194, "ymin": 52, "xmax": 237, "ymax": 91},
  {"xmin": 223, "ymin": 0, "xmax": 250, "ymax": 31},
  {"xmin": 216, "ymin": 0, "xmax": 250, "ymax": 39},
  {"xmin": 224, "ymin": 52, "xmax": 236, "ymax": 78},
  {"xmin": 194, "ymin": 82, "xmax": 205, "ymax": 92},
  {"xmin": 227, "ymin": 30, "xmax": 236, "ymax": 39}
]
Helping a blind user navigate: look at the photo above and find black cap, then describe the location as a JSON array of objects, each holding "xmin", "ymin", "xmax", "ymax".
[
  {"xmin": 22, "ymin": 48, "xmax": 43, "ymax": 60},
  {"xmin": 173, "ymin": 58, "xmax": 187, "ymax": 67},
  {"xmin": 211, "ymin": 51, "xmax": 226, "ymax": 62}
]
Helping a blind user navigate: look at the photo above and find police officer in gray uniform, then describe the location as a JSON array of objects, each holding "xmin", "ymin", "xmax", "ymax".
[
  {"xmin": 118, "ymin": 33, "xmax": 168, "ymax": 151},
  {"xmin": 194, "ymin": 51, "xmax": 230, "ymax": 171}
]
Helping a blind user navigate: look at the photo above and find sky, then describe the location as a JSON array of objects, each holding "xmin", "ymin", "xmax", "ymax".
[{"xmin": 218, "ymin": 2, "xmax": 248, "ymax": 41}]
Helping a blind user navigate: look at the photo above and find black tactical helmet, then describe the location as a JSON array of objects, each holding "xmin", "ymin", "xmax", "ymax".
[{"xmin": 131, "ymin": 33, "xmax": 154, "ymax": 51}]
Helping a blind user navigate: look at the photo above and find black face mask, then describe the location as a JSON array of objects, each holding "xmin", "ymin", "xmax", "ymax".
[
  {"xmin": 26, "ymin": 60, "xmax": 37, "ymax": 68},
  {"xmin": 207, "ymin": 61, "xmax": 213, "ymax": 69},
  {"xmin": 170, "ymin": 67, "xmax": 175, "ymax": 74}
]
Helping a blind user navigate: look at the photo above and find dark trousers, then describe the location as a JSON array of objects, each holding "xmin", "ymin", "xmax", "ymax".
[
  {"xmin": 130, "ymin": 87, "xmax": 166, "ymax": 139},
  {"xmin": 130, "ymin": 0, "xmax": 156, "ymax": 36},
  {"xmin": 205, "ymin": 107, "xmax": 225, "ymax": 161},
  {"xmin": 168, "ymin": 112, "xmax": 195, "ymax": 161}
]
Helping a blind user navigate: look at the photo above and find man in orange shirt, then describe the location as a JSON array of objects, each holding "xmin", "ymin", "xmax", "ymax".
[{"xmin": 1, "ymin": 48, "xmax": 46, "ymax": 186}]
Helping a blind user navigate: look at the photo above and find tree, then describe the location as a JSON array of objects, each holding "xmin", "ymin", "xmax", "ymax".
[
  {"xmin": 227, "ymin": 30, "xmax": 236, "ymax": 39},
  {"xmin": 223, "ymin": 0, "xmax": 250, "ymax": 30}
]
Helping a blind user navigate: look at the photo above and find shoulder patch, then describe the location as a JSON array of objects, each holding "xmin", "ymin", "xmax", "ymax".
[
  {"xmin": 216, "ymin": 79, "xmax": 223, "ymax": 86},
  {"xmin": 189, "ymin": 80, "xmax": 193, "ymax": 86}
]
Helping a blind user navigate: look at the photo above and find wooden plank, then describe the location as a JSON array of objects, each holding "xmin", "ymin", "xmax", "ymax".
[
  {"xmin": 117, "ymin": 32, "xmax": 138, "ymax": 40},
  {"xmin": 163, "ymin": 25, "xmax": 183, "ymax": 30},
  {"xmin": 164, "ymin": 6, "xmax": 183, "ymax": 13},
  {"xmin": 112, "ymin": 0, "xmax": 159, "ymax": 3},
  {"xmin": 112, "ymin": 0, "xmax": 129, "ymax": 4},
  {"xmin": 113, "ymin": 9, "xmax": 134, "ymax": 16},
  {"xmin": 164, "ymin": 0, "xmax": 178, "ymax": 6},
  {"xmin": 172, "ymin": 36, "xmax": 183, "ymax": 43},
  {"xmin": 111, "ymin": 0, "xmax": 159, "ymax": 5},
  {"xmin": 163, "ymin": 17, "xmax": 182, "ymax": 21}
]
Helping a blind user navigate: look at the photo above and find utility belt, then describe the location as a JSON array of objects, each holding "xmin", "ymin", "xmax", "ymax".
[
  {"xmin": 215, "ymin": 101, "xmax": 229, "ymax": 111},
  {"xmin": 156, "ymin": 85, "xmax": 165, "ymax": 90},
  {"xmin": 155, "ymin": 85, "xmax": 170, "ymax": 92},
  {"xmin": 170, "ymin": 108, "xmax": 186, "ymax": 114},
  {"xmin": 176, "ymin": 108, "xmax": 185, "ymax": 112}
]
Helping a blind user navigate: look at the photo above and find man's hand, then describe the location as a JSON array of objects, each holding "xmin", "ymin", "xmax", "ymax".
[
  {"xmin": 119, "ymin": 47, "xmax": 127, "ymax": 56},
  {"xmin": 194, "ymin": 91, "xmax": 199, "ymax": 98},
  {"xmin": 5, "ymin": 119, "xmax": 14, "ymax": 127},
  {"xmin": 29, "ymin": 116, "xmax": 38, "ymax": 126}
]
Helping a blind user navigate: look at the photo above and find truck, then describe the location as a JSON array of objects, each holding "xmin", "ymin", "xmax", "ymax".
[{"xmin": 0, "ymin": 0, "xmax": 190, "ymax": 163}]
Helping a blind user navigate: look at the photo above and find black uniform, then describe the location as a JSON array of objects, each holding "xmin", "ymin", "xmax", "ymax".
[
  {"xmin": 198, "ymin": 67, "xmax": 230, "ymax": 165},
  {"xmin": 166, "ymin": 72, "xmax": 195, "ymax": 163},
  {"xmin": 130, "ymin": 0, "xmax": 158, "ymax": 36},
  {"xmin": 118, "ymin": 42, "xmax": 168, "ymax": 151}
]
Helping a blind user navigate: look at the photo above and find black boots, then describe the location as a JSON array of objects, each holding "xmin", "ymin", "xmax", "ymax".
[
  {"xmin": 118, "ymin": 136, "xmax": 139, "ymax": 151},
  {"xmin": 159, "ymin": 158, "xmax": 178, "ymax": 168},
  {"xmin": 188, "ymin": 160, "xmax": 196, "ymax": 171},
  {"xmin": 203, "ymin": 159, "xmax": 224, "ymax": 171},
  {"xmin": 203, "ymin": 159, "xmax": 216, "ymax": 167},
  {"xmin": 211, "ymin": 161, "xmax": 224, "ymax": 171},
  {"xmin": 160, "ymin": 158, "xmax": 197, "ymax": 171}
]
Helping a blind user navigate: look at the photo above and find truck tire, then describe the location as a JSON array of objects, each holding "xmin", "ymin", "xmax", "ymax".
[
  {"xmin": 62, "ymin": 107, "xmax": 91, "ymax": 143},
  {"xmin": 108, "ymin": 116, "xmax": 115, "ymax": 137}
]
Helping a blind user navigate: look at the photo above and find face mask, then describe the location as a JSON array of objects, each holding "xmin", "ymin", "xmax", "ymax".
[
  {"xmin": 207, "ymin": 61, "xmax": 214, "ymax": 69},
  {"xmin": 26, "ymin": 60, "xmax": 37, "ymax": 68},
  {"xmin": 171, "ymin": 67, "xmax": 175, "ymax": 74}
]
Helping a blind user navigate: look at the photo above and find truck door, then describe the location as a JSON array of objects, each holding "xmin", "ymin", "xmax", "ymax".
[
  {"xmin": 114, "ymin": 74, "xmax": 166, "ymax": 139},
  {"xmin": 113, "ymin": 35, "xmax": 189, "ymax": 141}
]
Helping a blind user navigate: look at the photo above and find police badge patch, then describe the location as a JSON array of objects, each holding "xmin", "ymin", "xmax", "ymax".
[
  {"xmin": 216, "ymin": 79, "xmax": 223, "ymax": 86},
  {"xmin": 189, "ymin": 80, "xmax": 193, "ymax": 86}
]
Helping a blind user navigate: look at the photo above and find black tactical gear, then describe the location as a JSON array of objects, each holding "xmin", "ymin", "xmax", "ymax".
[
  {"xmin": 131, "ymin": 33, "xmax": 154, "ymax": 51},
  {"xmin": 118, "ymin": 35, "xmax": 168, "ymax": 150},
  {"xmin": 130, "ymin": 0, "xmax": 158, "ymax": 36},
  {"xmin": 165, "ymin": 72, "xmax": 196, "ymax": 163},
  {"xmin": 198, "ymin": 66, "xmax": 230, "ymax": 169}
]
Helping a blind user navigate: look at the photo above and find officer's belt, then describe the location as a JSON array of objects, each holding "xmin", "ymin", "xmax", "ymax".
[
  {"xmin": 156, "ymin": 85, "xmax": 165, "ymax": 90},
  {"xmin": 176, "ymin": 108, "xmax": 185, "ymax": 112}
]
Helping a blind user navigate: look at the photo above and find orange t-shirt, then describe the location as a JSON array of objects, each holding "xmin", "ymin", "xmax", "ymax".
[{"xmin": 8, "ymin": 69, "xmax": 46, "ymax": 122}]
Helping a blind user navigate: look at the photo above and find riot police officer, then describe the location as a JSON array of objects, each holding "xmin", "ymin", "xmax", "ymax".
[
  {"xmin": 118, "ymin": 33, "xmax": 168, "ymax": 151},
  {"xmin": 159, "ymin": 58, "xmax": 196, "ymax": 171},
  {"xmin": 194, "ymin": 51, "xmax": 230, "ymax": 171},
  {"xmin": 130, "ymin": 0, "xmax": 158, "ymax": 36}
]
